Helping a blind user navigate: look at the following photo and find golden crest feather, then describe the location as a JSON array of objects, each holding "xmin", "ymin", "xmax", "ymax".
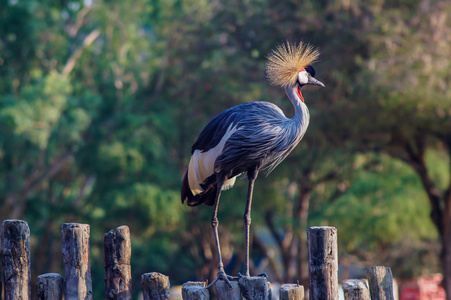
[{"xmin": 266, "ymin": 41, "xmax": 320, "ymax": 88}]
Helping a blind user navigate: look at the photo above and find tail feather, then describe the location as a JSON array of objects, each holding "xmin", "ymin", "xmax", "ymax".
[{"xmin": 181, "ymin": 169, "xmax": 189, "ymax": 204}]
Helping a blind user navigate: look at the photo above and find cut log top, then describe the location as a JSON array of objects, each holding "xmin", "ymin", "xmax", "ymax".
[
  {"xmin": 342, "ymin": 279, "xmax": 369, "ymax": 300},
  {"xmin": 1, "ymin": 219, "xmax": 30, "ymax": 256},
  {"xmin": 104, "ymin": 225, "xmax": 131, "ymax": 266},
  {"xmin": 142, "ymin": 272, "xmax": 170, "ymax": 300},
  {"xmin": 61, "ymin": 223, "xmax": 90, "ymax": 265},
  {"xmin": 37, "ymin": 273, "xmax": 64, "ymax": 300},
  {"xmin": 182, "ymin": 282, "xmax": 209, "ymax": 300},
  {"xmin": 239, "ymin": 276, "xmax": 271, "ymax": 300},
  {"xmin": 367, "ymin": 266, "xmax": 395, "ymax": 300},
  {"xmin": 279, "ymin": 283, "xmax": 304, "ymax": 300}
]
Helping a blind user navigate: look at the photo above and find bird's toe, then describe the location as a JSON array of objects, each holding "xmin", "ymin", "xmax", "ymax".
[{"xmin": 206, "ymin": 268, "xmax": 234, "ymax": 289}]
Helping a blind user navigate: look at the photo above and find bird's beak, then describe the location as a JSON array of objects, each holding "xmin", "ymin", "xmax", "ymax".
[{"xmin": 308, "ymin": 77, "xmax": 325, "ymax": 87}]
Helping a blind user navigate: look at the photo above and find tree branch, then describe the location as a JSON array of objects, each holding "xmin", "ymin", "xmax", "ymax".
[
  {"xmin": 24, "ymin": 151, "xmax": 75, "ymax": 194},
  {"xmin": 69, "ymin": 7, "xmax": 92, "ymax": 37},
  {"xmin": 313, "ymin": 170, "xmax": 339, "ymax": 185},
  {"xmin": 5, "ymin": 151, "xmax": 75, "ymax": 214},
  {"xmin": 402, "ymin": 137, "xmax": 444, "ymax": 237},
  {"xmin": 62, "ymin": 28, "xmax": 101, "ymax": 76}
]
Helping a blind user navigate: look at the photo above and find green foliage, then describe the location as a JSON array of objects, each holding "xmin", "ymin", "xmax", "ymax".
[
  {"xmin": 0, "ymin": 72, "xmax": 71, "ymax": 148},
  {"xmin": 426, "ymin": 149, "xmax": 450, "ymax": 191},
  {"xmin": 103, "ymin": 183, "xmax": 183, "ymax": 231},
  {"xmin": 322, "ymin": 154, "xmax": 436, "ymax": 250}
]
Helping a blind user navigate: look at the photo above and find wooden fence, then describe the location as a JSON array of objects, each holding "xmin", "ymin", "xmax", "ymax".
[{"xmin": 0, "ymin": 219, "xmax": 395, "ymax": 300}]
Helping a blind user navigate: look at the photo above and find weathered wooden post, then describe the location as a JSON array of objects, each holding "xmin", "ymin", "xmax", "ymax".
[
  {"xmin": 367, "ymin": 266, "xmax": 395, "ymax": 300},
  {"xmin": 238, "ymin": 276, "xmax": 271, "ymax": 300},
  {"xmin": 182, "ymin": 281, "xmax": 209, "ymax": 300},
  {"xmin": 279, "ymin": 283, "xmax": 304, "ymax": 300},
  {"xmin": 141, "ymin": 272, "xmax": 170, "ymax": 300},
  {"xmin": 104, "ymin": 225, "xmax": 132, "ymax": 299},
  {"xmin": 1, "ymin": 220, "xmax": 31, "ymax": 300},
  {"xmin": 215, "ymin": 280, "xmax": 241, "ymax": 300},
  {"xmin": 342, "ymin": 279, "xmax": 370, "ymax": 300},
  {"xmin": 308, "ymin": 226, "xmax": 338, "ymax": 300},
  {"xmin": 62, "ymin": 223, "xmax": 92, "ymax": 300},
  {"xmin": 37, "ymin": 273, "xmax": 64, "ymax": 300}
]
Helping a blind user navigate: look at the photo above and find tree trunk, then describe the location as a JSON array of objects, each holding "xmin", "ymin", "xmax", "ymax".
[
  {"xmin": 402, "ymin": 138, "xmax": 451, "ymax": 298},
  {"xmin": 442, "ymin": 139, "xmax": 451, "ymax": 300},
  {"xmin": 442, "ymin": 194, "xmax": 451, "ymax": 300}
]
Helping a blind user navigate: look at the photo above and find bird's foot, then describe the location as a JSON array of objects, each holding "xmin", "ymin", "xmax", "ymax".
[
  {"xmin": 237, "ymin": 272, "xmax": 269, "ymax": 279},
  {"xmin": 206, "ymin": 267, "xmax": 235, "ymax": 289}
]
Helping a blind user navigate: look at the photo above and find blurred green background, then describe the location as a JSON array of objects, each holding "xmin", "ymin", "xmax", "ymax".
[{"xmin": 1, "ymin": 0, "xmax": 450, "ymax": 298}]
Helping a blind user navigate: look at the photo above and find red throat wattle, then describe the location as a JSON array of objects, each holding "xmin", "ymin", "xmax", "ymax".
[{"xmin": 297, "ymin": 88, "xmax": 304, "ymax": 102}]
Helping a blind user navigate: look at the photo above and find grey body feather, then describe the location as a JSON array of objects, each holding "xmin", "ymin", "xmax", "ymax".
[{"xmin": 214, "ymin": 100, "xmax": 309, "ymax": 176}]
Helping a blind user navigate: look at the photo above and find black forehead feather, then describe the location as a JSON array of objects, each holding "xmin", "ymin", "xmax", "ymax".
[{"xmin": 305, "ymin": 65, "xmax": 316, "ymax": 77}]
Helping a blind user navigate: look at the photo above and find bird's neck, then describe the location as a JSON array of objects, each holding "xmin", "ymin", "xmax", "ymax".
[{"xmin": 285, "ymin": 86, "xmax": 309, "ymax": 123}]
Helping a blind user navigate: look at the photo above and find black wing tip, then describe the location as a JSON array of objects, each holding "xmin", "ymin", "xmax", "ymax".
[
  {"xmin": 187, "ymin": 188, "xmax": 216, "ymax": 206},
  {"xmin": 181, "ymin": 169, "xmax": 189, "ymax": 204},
  {"xmin": 182, "ymin": 169, "xmax": 218, "ymax": 207}
]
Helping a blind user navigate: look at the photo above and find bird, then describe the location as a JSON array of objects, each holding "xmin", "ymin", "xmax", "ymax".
[{"xmin": 181, "ymin": 41, "xmax": 324, "ymax": 287}]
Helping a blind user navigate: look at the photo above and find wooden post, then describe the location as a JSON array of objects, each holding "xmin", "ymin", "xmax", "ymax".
[
  {"xmin": 141, "ymin": 272, "xmax": 170, "ymax": 300},
  {"xmin": 37, "ymin": 273, "xmax": 64, "ymax": 300},
  {"xmin": 342, "ymin": 279, "xmax": 370, "ymax": 300},
  {"xmin": 1, "ymin": 220, "xmax": 31, "ymax": 300},
  {"xmin": 367, "ymin": 266, "xmax": 395, "ymax": 300},
  {"xmin": 104, "ymin": 225, "xmax": 132, "ymax": 299},
  {"xmin": 238, "ymin": 276, "xmax": 271, "ymax": 300},
  {"xmin": 182, "ymin": 281, "xmax": 209, "ymax": 300},
  {"xmin": 215, "ymin": 280, "xmax": 241, "ymax": 300},
  {"xmin": 308, "ymin": 226, "xmax": 338, "ymax": 300},
  {"xmin": 62, "ymin": 223, "xmax": 92, "ymax": 300},
  {"xmin": 279, "ymin": 283, "xmax": 304, "ymax": 300}
]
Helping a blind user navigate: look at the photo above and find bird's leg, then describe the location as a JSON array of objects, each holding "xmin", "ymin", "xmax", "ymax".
[
  {"xmin": 243, "ymin": 168, "xmax": 258, "ymax": 277},
  {"xmin": 206, "ymin": 179, "xmax": 234, "ymax": 289},
  {"xmin": 211, "ymin": 188, "xmax": 225, "ymax": 275}
]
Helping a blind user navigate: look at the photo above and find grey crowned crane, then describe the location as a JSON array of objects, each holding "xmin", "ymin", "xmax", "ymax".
[{"xmin": 181, "ymin": 41, "xmax": 324, "ymax": 287}]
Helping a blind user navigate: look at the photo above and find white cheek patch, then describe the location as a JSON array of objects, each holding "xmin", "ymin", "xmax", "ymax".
[{"xmin": 298, "ymin": 71, "xmax": 308, "ymax": 84}]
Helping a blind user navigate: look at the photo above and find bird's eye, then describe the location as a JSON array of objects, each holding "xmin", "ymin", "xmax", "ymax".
[
  {"xmin": 298, "ymin": 71, "xmax": 308, "ymax": 84},
  {"xmin": 305, "ymin": 65, "xmax": 316, "ymax": 77}
]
